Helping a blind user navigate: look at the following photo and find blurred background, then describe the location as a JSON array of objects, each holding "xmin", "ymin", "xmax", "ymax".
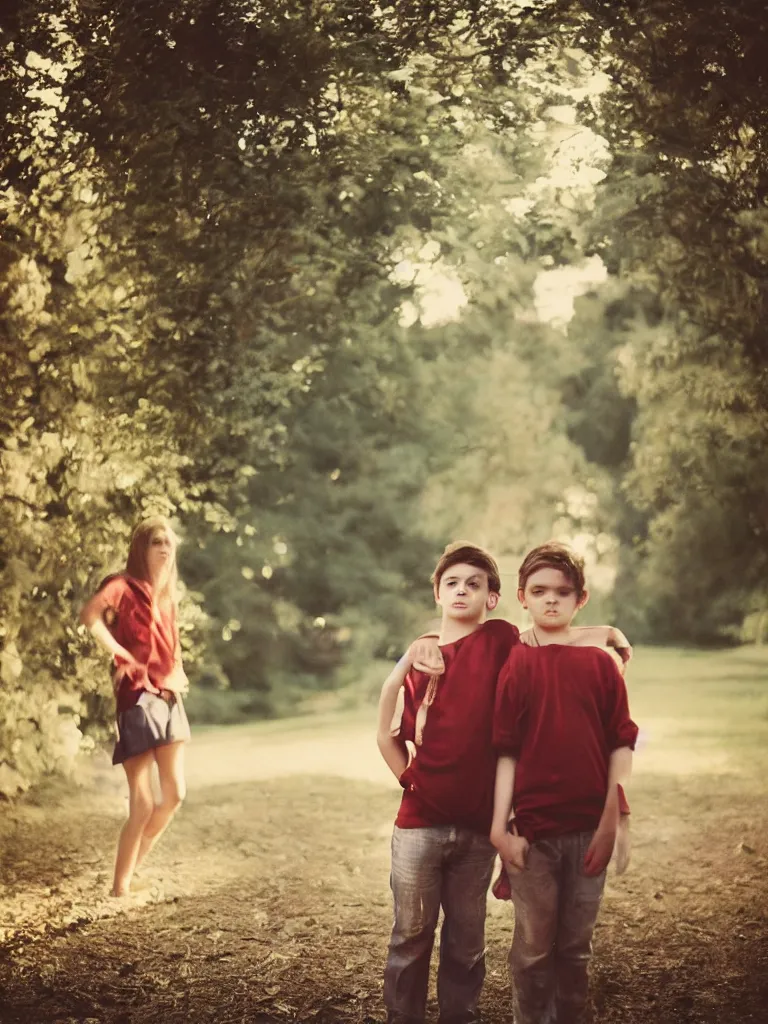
[{"xmin": 2, "ymin": 0, "xmax": 768, "ymax": 796}]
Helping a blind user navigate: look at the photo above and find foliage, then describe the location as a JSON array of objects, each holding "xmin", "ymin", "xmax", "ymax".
[
  {"xmin": 4, "ymin": 0, "xmax": 768, "ymax": 795},
  {"xmin": 0, "ymin": 0, "xmax": 575, "ymax": 793},
  {"xmin": 511, "ymin": 0, "xmax": 768, "ymax": 640}
]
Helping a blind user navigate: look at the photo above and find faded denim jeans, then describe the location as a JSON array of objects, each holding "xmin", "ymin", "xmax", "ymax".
[
  {"xmin": 384, "ymin": 825, "xmax": 497, "ymax": 1024},
  {"xmin": 506, "ymin": 831, "xmax": 606, "ymax": 1024}
]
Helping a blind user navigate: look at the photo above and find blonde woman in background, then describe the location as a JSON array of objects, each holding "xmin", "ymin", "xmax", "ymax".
[{"xmin": 80, "ymin": 516, "xmax": 190, "ymax": 897}]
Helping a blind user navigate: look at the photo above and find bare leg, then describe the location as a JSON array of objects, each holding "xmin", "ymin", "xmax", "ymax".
[
  {"xmin": 135, "ymin": 741, "xmax": 186, "ymax": 872},
  {"xmin": 113, "ymin": 750, "xmax": 155, "ymax": 896}
]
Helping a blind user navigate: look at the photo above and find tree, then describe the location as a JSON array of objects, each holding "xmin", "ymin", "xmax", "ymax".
[
  {"xmin": 499, "ymin": 0, "xmax": 768, "ymax": 639},
  {"xmin": 0, "ymin": 0, "xmax": 573, "ymax": 791}
]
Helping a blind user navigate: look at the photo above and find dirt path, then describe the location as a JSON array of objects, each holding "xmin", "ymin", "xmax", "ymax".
[{"xmin": 2, "ymin": 652, "xmax": 768, "ymax": 1023}]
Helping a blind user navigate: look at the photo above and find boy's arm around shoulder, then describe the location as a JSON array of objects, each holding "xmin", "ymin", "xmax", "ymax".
[
  {"xmin": 409, "ymin": 626, "xmax": 445, "ymax": 675},
  {"xmin": 376, "ymin": 649, "xmax": 415, "ymax": 781},
  {"xmin": 572, "ymin": 624, "xmax": 632, "ymax": 671},
  {"xmin": 604, "ymin": 624, "xmax": 632, "ymax": 671}
]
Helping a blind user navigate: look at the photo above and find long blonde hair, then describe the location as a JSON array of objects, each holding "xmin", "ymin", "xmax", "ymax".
[{"xmin": 125, "ymin": 515, "xmax": 180, "ymax": 608}]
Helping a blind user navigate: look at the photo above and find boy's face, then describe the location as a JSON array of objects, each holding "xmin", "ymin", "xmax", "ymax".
[
  {"xmin": 435, "ymin": 562, "xmax": 498, "ymax": 622},
  {"xmin": 518, "ymin": 566, "xmax": 588, "ymax": 630}
]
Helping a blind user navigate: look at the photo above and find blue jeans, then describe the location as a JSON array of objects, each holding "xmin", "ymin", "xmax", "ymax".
[
  {"xmin": 384, "ymin": 825, "xmax": 497, "ymax": 1024},
  {"xmin": 506, "ymin": 831, "xmax": 607, "ymax": 1024}
]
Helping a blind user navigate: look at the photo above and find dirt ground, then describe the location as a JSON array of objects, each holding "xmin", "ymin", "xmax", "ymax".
[{"xmin": 1, "ymin": 648, "xmax": 767, "ymax": 1024}]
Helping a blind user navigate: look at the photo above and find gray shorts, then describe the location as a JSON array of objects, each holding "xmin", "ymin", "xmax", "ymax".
[{"xmin": 113, "ymin": 690, "xmax": 191, "ymax": 765}]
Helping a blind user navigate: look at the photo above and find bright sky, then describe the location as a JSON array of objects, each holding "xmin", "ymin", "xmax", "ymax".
[
  {"xmin": 392, "ymin": 49, "xmax": 613, "ymax": 330},
  {"xmin": 533, "ymin": 254, "xmax": 608, "ymax": 327},
  {"xmin": 390, "ymin": 241, "xmax": 468, "ymax": 328}
]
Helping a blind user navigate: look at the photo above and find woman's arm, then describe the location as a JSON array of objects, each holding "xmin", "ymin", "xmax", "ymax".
[
  {"xmin": 376, "ymin": 653, "xmax": 413, "ymax": 780},
  {"xmin": 80, "ymin": 594, "xmax": 138, "ymax": 666},
  {"xmin": 79, "ymin": 590, "xmax": 158, "ymax": 693}
]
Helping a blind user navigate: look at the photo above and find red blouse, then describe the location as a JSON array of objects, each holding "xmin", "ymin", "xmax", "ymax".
[{"xmin": 91, "ymin": 574, "xmax": 179, "ymax": 712}]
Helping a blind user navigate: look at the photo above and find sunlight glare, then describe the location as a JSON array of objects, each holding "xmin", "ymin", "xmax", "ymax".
[{"xmin": 533, "ymin": 254, "xmax": 607, "ymax": 327}]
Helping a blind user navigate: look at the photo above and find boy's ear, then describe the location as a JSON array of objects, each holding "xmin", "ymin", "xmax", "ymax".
[
  {"xmin": 517, "ymin": 587, "xmax": 527, "ymax": 609},
  {"xmin": 433, "ymin": 583, "xmax": 441, "ymax": 605},
  {"xmin": 577, "ymin": 588, "xmax": 590, "ymax": 611},
  {"xmin": 487, "ymin": 592, "xmax": 500, "ymax": 611}
]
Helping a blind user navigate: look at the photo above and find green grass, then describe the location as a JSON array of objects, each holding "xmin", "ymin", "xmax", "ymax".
[
  {"xmin": 627, "ymin": 645, "xmax": 768, "ymax": 708},
  {"xmin": 624, "ymin": 645, "xmax": 768, "ymax": 771},
  {"xmin": 187, "ymin": 647, "xmax": 768, "ymax": 764}
]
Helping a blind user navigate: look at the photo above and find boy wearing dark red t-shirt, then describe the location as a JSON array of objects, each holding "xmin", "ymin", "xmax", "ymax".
[
  {"xmin": 377, "ymin": 542, "xmax": 516, "ymax": 1024},
  {"xmin": 491, "ymin": 542, "xmax": 638, "ymax": 1024}
]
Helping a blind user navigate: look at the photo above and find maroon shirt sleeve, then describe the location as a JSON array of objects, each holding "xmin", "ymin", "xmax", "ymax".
[
  {"xmin": 492, "ymin": 648, "xmax": 527, "ymax": 757},
  {"xmin": 89, "ymin": 575, "xmax": 127, "ymax": 627},
  {"xmin": 600, "ymin": 653, "xmax": 639, "ymax": 751}
]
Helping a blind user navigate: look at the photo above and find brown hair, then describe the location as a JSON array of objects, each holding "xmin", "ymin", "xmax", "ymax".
[
  {"xmin": 431, "ymin": 541, "xmax": 501, "ymax": 594},
  {"xmin": 518, "ymin": 542, "xmax": 586, "ymax": 597},
  {"xmin": 125, "ymin": 515, "xmax": 179, "ymax": 607}
]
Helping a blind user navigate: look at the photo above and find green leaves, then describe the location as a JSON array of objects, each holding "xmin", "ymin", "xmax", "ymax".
[{"xmin": 6, "ymin": 0, "xmax": 767, "ymax": 792}]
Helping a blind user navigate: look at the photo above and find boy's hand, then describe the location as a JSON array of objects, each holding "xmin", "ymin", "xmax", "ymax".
[
  {"xmin": 607, "ymin": 626, "xmax": 632, "ymax": 669},
  {"xmin": 408, "ymin": 636, "xmax": 444, "ymax": 675},
  {"xmin": 583, "ymin": 822, "xmax": 616, "ymax": 876},
  {"xmin": 492, "ymin": 832, "xmax": 530, "ymax": 873}
]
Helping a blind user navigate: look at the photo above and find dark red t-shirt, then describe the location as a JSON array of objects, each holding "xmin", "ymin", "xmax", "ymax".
[
  {"xmin": 493, "ymin": 644, "xmax": 638, "ymax": 842},
  {"xmin": 396, "ymin": 618, "xmax": 520, "ymax": 834},
  {"xmin": 91, "ymin": 574, "xmax": 179, "ymax": 712}
]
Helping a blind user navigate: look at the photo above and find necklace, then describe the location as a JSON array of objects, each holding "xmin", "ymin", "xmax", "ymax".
[{"xmin": 530, "ymin": 626, "xmax": 579, "ymax": 648}]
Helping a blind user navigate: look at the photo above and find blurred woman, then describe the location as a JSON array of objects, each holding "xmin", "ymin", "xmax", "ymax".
[{"xmin": 80, "ymin": 516, "xmax": 190, "ymax": 897}]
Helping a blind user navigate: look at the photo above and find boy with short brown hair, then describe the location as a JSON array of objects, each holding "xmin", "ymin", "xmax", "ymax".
[
  {"xmin": 491, "ymin": 541, "xmax": 638, "ymax": 1024},
  {"xmin": 377, "ymin": 542, "xmax": 517, "ymax": 1024}
]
